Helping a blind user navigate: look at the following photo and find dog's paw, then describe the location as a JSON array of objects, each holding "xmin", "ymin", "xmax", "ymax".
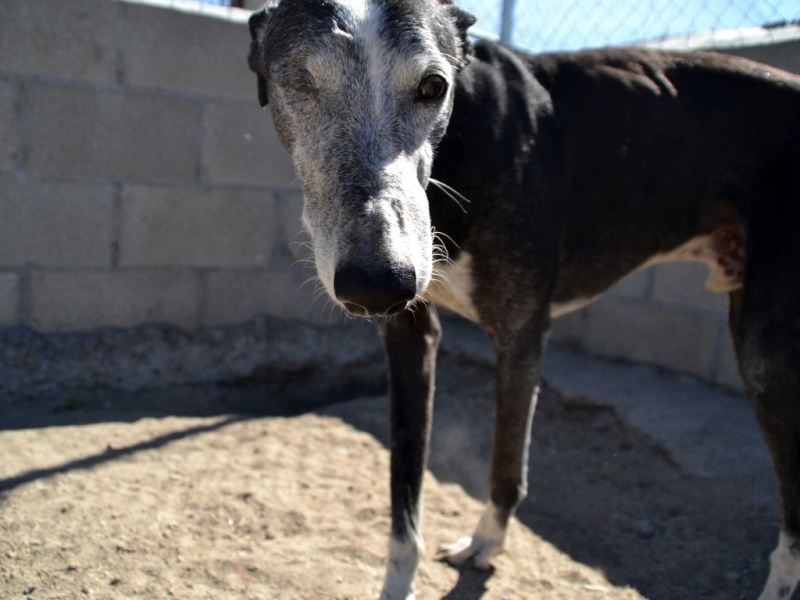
[
  {"xmin": 757, "ymin": 532, "xmax": 800, "ymax": 600},
  {"xmin": 379, "ymin": 535, "xmax": 420, "ymax": 600},
  {"xmin": 437, "ymin": 502, "xmax": 507, "ymax": 569},
  {"xmin": 436, "ymin": 534, "xmax": 501, "ymax": 569},
  {"xmin": 379, "ymin": 574, "xmax": 416, "ymax": 600}
]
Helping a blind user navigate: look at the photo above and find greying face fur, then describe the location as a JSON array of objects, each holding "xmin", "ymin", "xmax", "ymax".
[{"xmin": 249, "ymin": 0, "xmax": 475, "ymax": 317}]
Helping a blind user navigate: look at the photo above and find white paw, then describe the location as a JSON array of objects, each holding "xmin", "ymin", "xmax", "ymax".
[
  {"xmin": 379, "ymin": 578, "xmax": 416, "ymax": 600},
  {"xmin": 437, "ymin": 534, "xmax": 501, "ymax": 569},
  {"xmin": 758, "ymin": 532, "xmax": 800, "ymax": 600},
  {"xmin": 379, "ymin": 534, "xmax": 421, "ymax": 600},
  {"xmin": 436, "ymin": 502, "xmax": 507, "ymax": 569},
  {"xmin": 379, "ymin": 572, "xmax": 417, "ymax": 600}
]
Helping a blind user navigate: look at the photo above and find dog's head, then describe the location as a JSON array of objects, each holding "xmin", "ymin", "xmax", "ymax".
[{"xmin": 248, "ymin": 0, "xmax": 475, "ymax": 317}]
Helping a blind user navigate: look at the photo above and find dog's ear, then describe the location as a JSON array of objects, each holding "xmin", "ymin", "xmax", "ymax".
[
  {"xmin": 444, "ymin": 3, "xmax": 477, "ymax": 67},
  {"xmin": 248, "ymin": 5, "xmax": 275, "ymax": 107}
]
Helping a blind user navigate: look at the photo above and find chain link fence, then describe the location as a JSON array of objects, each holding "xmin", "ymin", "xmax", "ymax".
[
  {"xmin": 459, "ymin": 0, "xmax": 800, "ymax": 51},
  {"xmin": 193, "ymin": 0, "xmax": 800, "ymax": 51}
]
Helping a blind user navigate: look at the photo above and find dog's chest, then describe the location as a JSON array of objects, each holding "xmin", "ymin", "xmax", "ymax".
[
  {"xmin": 424, "ymin": 252, "xmax": 480, "ymax": 322},
  {"xmin": 424, "ymin": 252, "xmax": 595, "ymax": 322}
]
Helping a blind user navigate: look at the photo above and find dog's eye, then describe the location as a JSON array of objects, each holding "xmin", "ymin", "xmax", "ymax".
[
  {"xmin": 294, "ymin": 72, "xmax": 317, "ymax": 94},
  {"xmin": 416, "ymin": 74, "xmax": 447, "ymax": 101},
  {"xmin": 282, "ymin": 66, "xmax": 317, "ymax": 97}
]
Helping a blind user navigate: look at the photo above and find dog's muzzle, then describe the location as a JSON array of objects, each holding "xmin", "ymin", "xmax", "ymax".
[{"xmin": 334, "ymin": 262, "xmax": 417, "ymax": 317}]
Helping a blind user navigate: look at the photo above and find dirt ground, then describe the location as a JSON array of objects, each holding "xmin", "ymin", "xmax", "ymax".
[{"xmin": 0, "ymin": 350, "xmax": 786, "ymax": 600}]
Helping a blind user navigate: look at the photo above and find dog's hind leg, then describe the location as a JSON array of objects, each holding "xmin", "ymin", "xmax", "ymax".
[
  {"xmin": 733, "ymin": 288, "xmax": 800, "ymax": 599},
  {"xmin": 439, "ymin": 315, "xmax": 547, "ymax": 568},
  {"xmin": 379, "ymin": 304, "xmax": 442, "ymax": 600},
  {"xmin": 729, "ymin": 186, "xmax": 800, "ymax": 599}
]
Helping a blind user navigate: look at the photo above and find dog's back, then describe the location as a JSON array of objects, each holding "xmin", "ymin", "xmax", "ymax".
[{"xmin": 429, "ymin": 42, "xmax": 800, "ymax": 309}]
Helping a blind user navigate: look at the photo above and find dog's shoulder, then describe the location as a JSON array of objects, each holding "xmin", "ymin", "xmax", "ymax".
[{"xmin": 457, "ymin": 40, "xmax": 553, "ymax": 107}]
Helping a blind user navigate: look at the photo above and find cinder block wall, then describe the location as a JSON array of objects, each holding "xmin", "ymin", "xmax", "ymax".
[
  {"xmin": 0, "ymin": 0, "xmax": 316, "ymax": 333},
  {"xmin": 2, "ymin": 0, "xmax": 798, "ymax": 393},
  {"xmin": 550, "ymin": 265, "xmax": 742, "ymax": 390}
]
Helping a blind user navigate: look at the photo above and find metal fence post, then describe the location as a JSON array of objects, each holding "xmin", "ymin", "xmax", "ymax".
[{"xmin": 500, "ymin": 0, "xmax": 517, "ymax": 45}]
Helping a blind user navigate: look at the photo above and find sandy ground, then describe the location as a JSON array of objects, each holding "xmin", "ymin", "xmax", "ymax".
[{"xmin": 0, "ymin": 344, "xmax": 786, "ymax": 599}]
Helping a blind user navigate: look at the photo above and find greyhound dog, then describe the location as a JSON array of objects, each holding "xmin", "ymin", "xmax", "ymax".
[{"xmin": 247, "ymin": 0, "xmax": 800, "ymax": 597}]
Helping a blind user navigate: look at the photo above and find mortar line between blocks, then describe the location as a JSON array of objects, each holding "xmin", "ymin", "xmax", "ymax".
[
  {"xmin": 111, "ymin": 182, "xmax": 123, "ymax": 268},
  {"xmin": 0, "ymin": 70, "xmax": 258, "ymax": 107},
  {"xmin": 15, "ymin": 79, "xmax": 26, "ymax": 174},
  {"xmin": 195, "ymin": 270, "xmax": 208, "ymax": 330},
  {"xmin": 196, "ymin": 100, "xmax": 207, "ymax": 185}
]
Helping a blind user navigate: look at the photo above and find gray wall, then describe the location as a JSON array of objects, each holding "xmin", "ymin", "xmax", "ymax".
[
  {"xmin": 0, "ymin": 0, "xmax": 317, "ymax": 334},
  {"xmin": 2, "ymin": 0, "xmax": 799, "ymax": 392}
]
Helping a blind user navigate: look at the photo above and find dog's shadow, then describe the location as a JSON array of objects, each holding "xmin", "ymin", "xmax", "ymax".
[
  {"xmin": 439, "ymin": 565, "xmax": 494, "ymax": 600},
  {"xmin": 320, "ymin": 349, "xmax": 781, "ymax": 600}
]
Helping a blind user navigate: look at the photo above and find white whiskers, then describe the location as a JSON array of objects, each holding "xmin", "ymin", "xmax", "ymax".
[{"xmin": 429, "ymin": 178, "xmax": 471, "ymax": 214}]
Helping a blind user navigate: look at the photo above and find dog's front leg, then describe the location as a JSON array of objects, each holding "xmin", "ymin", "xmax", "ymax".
[
  {"xmin": 379, "ymin": 304, "xmax": 442, "ymax": 600},
  {"xmin": 439, "ymin": 319, "xmax": 546, "ymax": 568}
]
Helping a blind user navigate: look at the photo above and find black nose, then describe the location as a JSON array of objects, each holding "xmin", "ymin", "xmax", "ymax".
[{"xmin": 334, "ymin": 263, "xmax": 417, "ymax": 317}]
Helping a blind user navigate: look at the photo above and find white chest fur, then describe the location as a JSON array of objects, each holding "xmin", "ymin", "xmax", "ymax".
[
  {"xmin": 424, "ymin": 252, "xmax": 480, "ymax": 322},
  {"xmin": 424, "ymin": 252, "xmax": 596, "ymax": 322}
]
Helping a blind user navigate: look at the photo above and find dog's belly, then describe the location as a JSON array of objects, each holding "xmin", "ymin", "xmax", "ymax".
[
  {"xmin": 425, "ymin": 227, "xmax": 745, "ymax": 323},
  {"xmin": 550, "ymin": 297, "xmax": 598, "ymax": 318},
  {"xmin": 552, "ymin": 229, "xmax": 746, "ymax": 316},
  {"xmin": 639, "ymin": 227, "xmax": 745, "ymax": 293}
]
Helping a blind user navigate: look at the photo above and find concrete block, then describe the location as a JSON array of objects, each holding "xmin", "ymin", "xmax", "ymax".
[
  {"xmin": 0, "ymin": 176, "xmax": 114, "ymax": 267},
  {"xmin": 0, "ymin": 0, "xmax": 118, "ymax": 84},
  {"xmin": 581, "ymin": 295, "xmax": 722, "ymax": 380},
  {"xmin": 605, "ymin": 267, "xmax": 651, "ymax": 299},
  {"xmin": 651, "ymin": 263, "xmax": 728, "ymax": 312},
  {"xmin": 550, "ymin": 309, "xmax": 586, "ymax": 347},
  {"xmin": 24, "ymin": 84, "xmax": 199, "ymax": 182},
  {"xmin": 119, "ymin": 184, "xmax": 274, "ymax": 267},
  {"xmin": 202, "ymin": 103, "xmax": 297, "ymax": 187},
  {"xmin": 203, "ymin": 269, "xmax": 324, "ymax": 326},
  {"xmin": 0, "ymin": 272, "xmax": 19, "ymax": 326},
  {"xmin": 715, "ymin": 329, "xmax": 745, "ymax": 393},
  {"xmin": 0, "ymin": 80, "xmax": 17, "ymax": 172},
  {"xmin": 119, "ymin": 2, "xmax": 252, "ymax": 101},
  {"xmin": 30, "ymin": 270, "xmax": 197, "ymax": 332}
]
